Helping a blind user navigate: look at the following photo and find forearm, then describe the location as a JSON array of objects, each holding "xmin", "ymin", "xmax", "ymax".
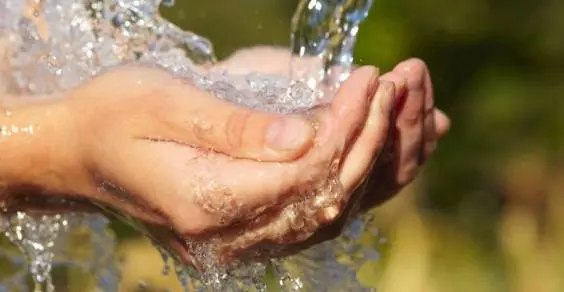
[{"xmin": 0, "ymin": 97, "xmax": 80, "ymax": 200}]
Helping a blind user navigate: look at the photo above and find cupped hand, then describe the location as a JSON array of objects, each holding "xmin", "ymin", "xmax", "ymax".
[{"xmin": 217, "ymin": 46, "xmax": 451, "ymax": 247}]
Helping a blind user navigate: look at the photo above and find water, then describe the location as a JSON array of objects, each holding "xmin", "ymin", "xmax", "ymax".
[
  {"xmin": 291, "ymin": 0, "xmax": 374, "ymax": 101},
  {"xmin": 0, "ymin": 0, "xmax": 380, "ymax": 291},
  {"xmin": 0, "ymin": 212, "xmax": 118, "ymax": 292}
]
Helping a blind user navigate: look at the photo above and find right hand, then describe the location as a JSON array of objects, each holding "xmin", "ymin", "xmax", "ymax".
[{"xmin": 214, "ymin": 46, "xmax": 451, "ymax": 253}]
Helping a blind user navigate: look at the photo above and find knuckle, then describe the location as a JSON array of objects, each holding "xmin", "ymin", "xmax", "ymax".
[
  {"xmin": 187, "ymin": 112, "xmax": 214, "ymax": 146},
  {"xmin": 225, "ymin": 109, "xmax": 253, "ymax": 152}
]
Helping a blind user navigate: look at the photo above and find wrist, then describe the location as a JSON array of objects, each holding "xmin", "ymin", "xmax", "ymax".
[{"xmin": 0, "ymin": 96, "xmax": 84, "ymax": 202}]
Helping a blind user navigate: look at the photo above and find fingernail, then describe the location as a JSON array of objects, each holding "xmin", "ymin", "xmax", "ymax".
[{"xmin": 266, "ymin": 117, "xmax": 312, "ymax": 151}]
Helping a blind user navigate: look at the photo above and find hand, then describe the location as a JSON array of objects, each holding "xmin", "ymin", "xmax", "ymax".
[
  {"xmin": 192, "ymin": 56, "xmax": 404, "ymax": 263},
  {"xmin": 217, "ymin": 46, "xmax": 451, "ymax": 247},
  {"xmin": 291, "ymin": 59, "xmax": 451, "ymax": 251}
]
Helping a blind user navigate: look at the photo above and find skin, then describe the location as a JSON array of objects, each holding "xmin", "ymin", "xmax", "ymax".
[
  {"xmin": 215, "ymin": 47, "xmax": 450, "ymax": 254},
  {"xmin": 219, "ymin": 46, "xmax": 450, "ymax": 204},
  {"xmin": 0, "ymin": 46, "xmax": 449, "ymax": 268}
]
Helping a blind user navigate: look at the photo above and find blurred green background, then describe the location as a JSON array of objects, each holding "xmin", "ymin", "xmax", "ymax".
[
  {"xmin": 162, "ymin": 0, "xmax": 563, "ymax": 291},
  {"xmin": 3, "ymin": 0, "xmax": 564, "ymax": 291}
]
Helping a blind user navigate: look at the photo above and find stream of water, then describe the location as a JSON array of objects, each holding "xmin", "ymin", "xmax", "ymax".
[{"xmin": 0, "ymin": 0, "xmax": 380, "ymax": 291}]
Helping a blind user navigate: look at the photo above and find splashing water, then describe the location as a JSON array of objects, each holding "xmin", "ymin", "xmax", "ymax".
[
  {"xmin": 291, "ymin": 0, "xmax": 374, "ymax": 101},
  {"xmin": 0, "ymin": 212, "xmax": 118, "ymax": 292},
  {"xmin": 0, "ymin": 0, "xmax": 382, "ymax": 291}
]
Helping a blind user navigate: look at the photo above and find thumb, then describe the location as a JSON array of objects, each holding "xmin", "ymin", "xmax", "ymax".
[{"xmin": 158, "ymin": 78, "xmax": 316, "ymax": 162}]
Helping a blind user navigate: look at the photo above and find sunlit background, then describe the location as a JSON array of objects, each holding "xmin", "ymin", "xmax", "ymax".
[{"xmin": 4, "ymin": 0, "xmax": 564, "ymax": 291}]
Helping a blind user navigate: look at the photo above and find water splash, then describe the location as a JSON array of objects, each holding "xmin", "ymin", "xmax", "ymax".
[
  {"xmin": 0, "ymin": 212, "xmax": 118, "ymax": 292},
  {"xmin": 2, "ymin": 212, "xmax": 68, "ymax": 291},
  {"xmin": 0, "ymin": 0, "xmax": 381, "ymax": 291},
  {"xmin": 291, "ymin": 0, "xmax": 374, "ymax": 101}
]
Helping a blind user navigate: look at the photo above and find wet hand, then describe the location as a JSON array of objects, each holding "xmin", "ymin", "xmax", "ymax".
[
  {"xmin": 218, "ymin": 46, "xmax": 451, "ymax": 247},
  {"xmin": 286, "ymin": 59, "xmax": 451, "ymax": 251}
]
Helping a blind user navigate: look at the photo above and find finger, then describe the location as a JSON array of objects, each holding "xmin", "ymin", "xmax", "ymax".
[
  {"xmin": 339, "ymin": 72, "xmax": 405, "ymax": 193},
  {"xmin": 156, "ymin": 77, "xmax": 315, "ymax": 162},
  {"xmin": 421, "ymin": 108, "xmax": 450, "ymax": 160},
  {"xmin": 328, "ymin": 66, "xmax": 379, "ymax": 144},
  {"xmin": 300, "ymin": 66, "xmax": 379, "ymax": 185},
  {"xmin": 309, "ymin": 66, "xmax": 381, "ymax": 223},
  {"xmin": 312, "ymin": 67, "xmax": 389, "ymax": 224},
  {"xmin": 435, "ymin": 109, "xmax": 451, "ymax": 137},
  {"xmin": 392, "ymin": 58, "xmax": 427, "ymax": 185}
]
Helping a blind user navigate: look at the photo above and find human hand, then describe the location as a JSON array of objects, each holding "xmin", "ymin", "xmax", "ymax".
[
  {"xmin": 286, "ymin": 59, "xmax": 452, "ymax": 251},
  {"xmin": 217, "ymin": 46, "xmax": 451, "ymax": 247}
]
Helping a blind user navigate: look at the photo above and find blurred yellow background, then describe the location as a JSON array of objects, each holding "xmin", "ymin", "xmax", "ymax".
[{"xmin": 4, "ymin": 0, "xmax": 564, "ymax": 291}]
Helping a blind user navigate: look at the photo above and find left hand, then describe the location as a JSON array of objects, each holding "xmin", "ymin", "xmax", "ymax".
[{"xmin": 216, "ymin": 46, "xmax": 451, "ymax": 249}]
